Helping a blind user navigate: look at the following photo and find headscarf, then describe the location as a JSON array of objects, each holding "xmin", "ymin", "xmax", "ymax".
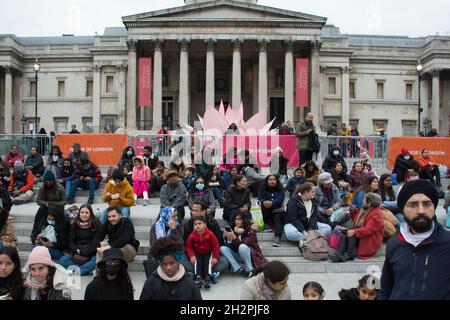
[{"xmin": 155, "ymin": 207, "xmax": 177, "ymax": 239}]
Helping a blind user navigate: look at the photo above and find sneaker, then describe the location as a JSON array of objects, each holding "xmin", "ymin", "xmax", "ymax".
[
  {"xmin": 263, "ymin": 225, "xmax": 272, "ymax": 233},
  {"xmin": 240, "ymin": 268, "xmax": 251, "ymax": 278},
  {"xmin": 88, "ymin": 197, "xmax": 94, "ymax": 205},
  {"xmin": 142, "ymin": 199, "xmax": 148, "ymax": 206},
  {"xmin": 195, "ymin": 276, "xmax": 203, "ymax": 288},
  {"xmin": 273, "ymin": 237, "xmax": 281, "ymax": 247},
  {"xmin": 298, "ymin": 240, "xmax": 305, "ymax": 254},
  {"xmin": 68, "ymin": 197, "xmax": 74, "ymax": 205},
  {"xmin": 204, "ymin": 276, "xmax": 211, "ymax": 289},
  {"xmin": 210, "ymin": 272, "xmax": 220, "ymax": 284}
]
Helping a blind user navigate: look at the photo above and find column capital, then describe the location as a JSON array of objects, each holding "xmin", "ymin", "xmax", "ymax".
[
  {"xmin": 127, "ymin": 39, "xmax": 137, "ymax": 52},
  {"xmin": 319, "ymin": 65, "xmax": 327, "ymax": 73},
  {"xmin": 282, "ymin": 40, "xmax": 294, "ymax": 52},
  {"xmin": 204, "ymin": 38, "xmax": 217, "ymax": 51},
  {"xmin": 4, "ymin": 65, "xmax": 14, "ymax": 75},
  {"xmin": 91, "ymin": 65, "xmax": 101, "ymax": 72},
  {"xmin": 231, "ymin": 39, "xmax": 244, "ymax": 51},
  {"xmin": 153, "ymin": 39, "xmax": 165, "ymax": 52},
  {"xmin": 116, "ymin": 64, "xmax": 127, "ymax": 72},
  {"xmin": 178, "ymin": 39, "xmax": 190, "ymax": 51},
  {"xmin": 310, "ymin": 40, "xmax": 322, "ymax": 52},
  {"xmin": 340, "ymin": 66, "xmax": 350, "ymax": 74},
  {"xmin": 431, "ymin": 69, "xmax": 442, "ymax": 77},
  {"xmin": 257, "ymin": 39, "xmax": 270, "ymax": 52}
]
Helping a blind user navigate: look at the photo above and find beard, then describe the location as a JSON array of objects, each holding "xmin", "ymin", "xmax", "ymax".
[{"xmin": 404, "ymin": 215, "xmax": 433, "ymax": 233}]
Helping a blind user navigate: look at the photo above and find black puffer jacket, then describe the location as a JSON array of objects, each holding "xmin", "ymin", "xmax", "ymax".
[
  {"xmin": 285, "ymin": 195, "xmax": 319, "ymax": 232},
  {"xmin": 223, "ymin": 186, "xmax": 251, "ymax": 212},
  {"xmin": 379, "ymin": 220, "xmax": 450, "ymax": 300},
  {"xmin": 339, "ymin": 288, "xmax": 361, "ymax": 300},
  {"xmin": 139, "ymin": 272, "xmax": 202, "ymax": 300},
  {"xmin": 93, "ymin": 218, "xmax": 138, "ymax": 251},
  {"xmin": 322, "ymin": 147, "xmax": 348, "ymax": 173},
  {"xmin": 67, "ymin": 222, "xmax": 99, "ymax": 257}
]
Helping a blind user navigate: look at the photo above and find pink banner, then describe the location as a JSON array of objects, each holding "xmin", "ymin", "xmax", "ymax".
[
  {"xmin": 296, "ymin": 58, "xmax": 309, "ymax": 108},
  {"xmin": 138, "ymin": 57, "xmax": 152, "ymax": 107}
]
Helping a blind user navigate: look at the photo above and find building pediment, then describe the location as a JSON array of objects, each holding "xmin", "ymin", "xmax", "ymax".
[{"xmin": 123, "ymin": 0, "xmax": 327, "ymax": 27}]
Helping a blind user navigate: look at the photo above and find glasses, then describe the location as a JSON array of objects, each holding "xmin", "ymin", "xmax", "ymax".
[{"xmin": 405, "ymin": 201, "xmax": 434, "ymax": 209}]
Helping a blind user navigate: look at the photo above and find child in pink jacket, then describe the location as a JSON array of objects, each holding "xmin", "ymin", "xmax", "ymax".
[{"xmin": 132, "ymin": 156, "xmax": 151, "ymax": 205}]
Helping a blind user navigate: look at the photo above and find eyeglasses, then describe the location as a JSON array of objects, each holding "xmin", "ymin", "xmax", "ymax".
[{"xmin": 404, "ymin": 201, "xmax": 434, "ymax": 209}]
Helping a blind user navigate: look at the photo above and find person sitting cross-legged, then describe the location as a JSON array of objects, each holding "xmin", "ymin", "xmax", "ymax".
[
  {"xmin": 160, "ymin": 170, "xmax": 187, "ymax": 221},
  {"xmin": 68, "ymin": 159, "xmax": 102, "ymax": 205},
  {"xmin": 99, "ymin": 170, "xmax": 135, "ymax": 225},
  {"xmin": 8, "ymin": 160, "xmax": 34, "ymax": 206}
]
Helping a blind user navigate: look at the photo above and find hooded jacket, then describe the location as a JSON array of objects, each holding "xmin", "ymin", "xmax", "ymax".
[
  {"xmin": 8, "ymin": 169, "xmax": 34, "ymax": 193},
  {"xmin": 322, "ymin": 147, "xmax": 348, "ymax": 173},
  {"xmin": 393, "ymin": 154, "xmax": 419, "ymax": 182},
  {"xmin": 379, "ymin": 220, "xmax": 450, "ymax": 300},
  {"xmin": 102, "ymin": 179, "xmax": 135, "ymax": 208},
  {"xmin": 286, "ymin": 195, "xmax": 319, "ymax": 232},
  {"xmin": 36, "ymin": 182, "xmax": 68, "ymax": 209},
  {"xmin": 131, "ymin": 156, "xmax": 151, "ymax": 182},
  {"xmin": 186, "ymin": 227, "xmax": 220, "ymax": 259},
  {"xmin": 314, "ymin": 184, "xmax": 343, "ymax": 220}
]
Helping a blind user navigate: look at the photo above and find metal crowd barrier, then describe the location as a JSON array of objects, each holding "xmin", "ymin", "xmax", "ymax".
[{"xmin": 0, "ymin": 134, "xmax": 52, "ymax": 157}]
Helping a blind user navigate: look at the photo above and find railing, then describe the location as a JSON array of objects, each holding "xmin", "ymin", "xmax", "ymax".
[{"xmin": 0, "ymin": 134, "xmax": 53, "ymax": 156}]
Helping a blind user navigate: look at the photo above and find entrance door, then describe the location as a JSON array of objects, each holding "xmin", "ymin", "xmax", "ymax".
[
  {"xmin": 269, "ymin": 97, "xmax": 285, "ymax": 129},
  {"xmin": 162, "ymin": 97, "xmax": 174, "ymax": 130}
]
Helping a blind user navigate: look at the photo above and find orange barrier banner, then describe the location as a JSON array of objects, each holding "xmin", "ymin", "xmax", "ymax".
[
  {"xmin": 53, "ymin": 134, "xmax": 129, "ymax": 166},
  {"xmin": 387, "ymin": 137, "xmax": 450, "ymax": 169}
]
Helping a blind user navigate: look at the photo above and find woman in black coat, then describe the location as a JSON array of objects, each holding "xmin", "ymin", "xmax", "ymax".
[
  {"xmin": 322, "ymin": 146, "xmax": 348, "ymax": 173},
  {"xmin": 140, "ymin": 237, "xmax": 202, "ymax": 300}
]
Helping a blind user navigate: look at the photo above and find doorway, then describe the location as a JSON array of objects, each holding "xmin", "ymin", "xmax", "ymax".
[
  {"xmin": 269, "ymin": 97, "xmax": 285, "ymax": 129},
  {"xmin": 162, "ymin": 97, "xmax": 174, "ymax": 130}
]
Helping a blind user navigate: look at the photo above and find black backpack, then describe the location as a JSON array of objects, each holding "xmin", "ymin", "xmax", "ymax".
[{"xmin": 309, "ymin": 133, "xmax": 321, "ymax": 153}]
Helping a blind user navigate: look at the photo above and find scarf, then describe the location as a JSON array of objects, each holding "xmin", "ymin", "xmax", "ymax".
[
  {"xmin": 353, "ymin": 208, "xmax": 371, "ymax": 228},
  {"xmin": 155, "ymin": 207, "xmax": 176, "ymax": 239},
  {"xmin": 25, "ymin": 274, "xmax": 48, "ymax": 290},
  {"xmin": 78, "ymin": 220, "xmax": 92, "ymax": 229},
  {"xmin": 256, "ymin": 273, "xmax": 281, "ymax": 300},
  {"xmin": 234, "ymin": 226, "xmax": 245, "ymax": 241},
  {"xmin": 156, "ymin": 264, "xmax": 185, "ymax": 282},
  {"xmin": 400, "ymin": 221, "xmax": 435, "ymax": 247}
]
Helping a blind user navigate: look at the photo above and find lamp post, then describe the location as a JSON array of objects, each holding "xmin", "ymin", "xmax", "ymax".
[
  {"xmin": 33, "ymin": 59, "xmax": 40, "ymax": 135},
  {"xmin": 416, "ymin": 61, "xmax": 423, "ymax": 135}
]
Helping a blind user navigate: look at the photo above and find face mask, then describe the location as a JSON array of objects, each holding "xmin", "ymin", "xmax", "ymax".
[
  {"xmin": 333, "ymin": 151, "xmax": 340, "ymax": 156},
  {"xmin": 127, "ymin": 151, "xmax": 133, "ymax": 156},
  {"xmin": 196, "ymin": 184, "xmax": 205, "ymax": 191},
  {"xmin": 105, "ymin": 264, "xmax": 121, "ymax": 276},
  {"xmin": 404, "ymin": 156, "xmax": 410, "ymax": 160},
  {"xmin": 47, "ymin": 220, "xmax": 56, "ymax": 226}
]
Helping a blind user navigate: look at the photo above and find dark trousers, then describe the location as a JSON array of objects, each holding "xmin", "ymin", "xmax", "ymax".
[
  {"xmin": 420, "ymin": 166, "xmax": 441, "ymax": 185},
  {"xmin": 195, "ymin": 252, "xmax": 212, "ymax": 280},
  {"xmin": 70, "ymin": 178, "xmax": 99, "ymax": 199},
  {"xmin": 150, "ymin": 175, "xmax": 166, "ymax": 192},
  {"xmin": 340, "ymin": 143, "xmax": 349, "ymax": 158},
  {"xmin": 261, "ymin": 206, "xmax": 285, "ymax": 238},
  {"xmin": 299, "ymin": 151, "xmax": 313, "ymax": 167}
]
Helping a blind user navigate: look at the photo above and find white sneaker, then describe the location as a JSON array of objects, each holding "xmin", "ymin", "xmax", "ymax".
[{"xmin": 142, "ymin": 200, "xmax": 148, "ymax": 206}]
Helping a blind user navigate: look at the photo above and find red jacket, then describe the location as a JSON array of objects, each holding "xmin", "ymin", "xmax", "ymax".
[
  {"xmin": 352, "ymin": 207, "xmax": 384, "ymax": 260},
  {"xmin": 8, "ymin": 170, "xmax": 34, "ymax": 193},
  {"xmin": 417, "ymin": 155, "xmax": 437, "ymax": 170},
  {"xmin": 186, "ymin": 228, "xmax": 219, "ymax": 259}
]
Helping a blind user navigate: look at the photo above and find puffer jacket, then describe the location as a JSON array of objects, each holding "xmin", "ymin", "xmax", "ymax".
[
  {"xmin": 67, "ymin": 222, "xmax": 99, "ymax": 257},
  {"xmin": 322, "ymin": 147, "xmax": 348, "ymax": 173},
  {"xmin": 139, "ymin": 271, "xmax": 202, "ymax": 300},
  {"xmin": 102, "ymin": 179, "xmax": 135, "ymax": 208},
  {"xmin": 36, "ymin": 183, "xmax": 68, "ymax": 209},
  {"xmin": 223, "ymin": 186, "xmax": 251, "ymax": 212},
  {"xmin": 295, "ymin": 121, "xmax": 315, "ymax": 151},
  {"xmin": 132, "ymin": 157, "xmax": 151, "ymax": 182}
]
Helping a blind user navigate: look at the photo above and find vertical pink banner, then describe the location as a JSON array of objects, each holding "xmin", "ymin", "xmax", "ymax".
[
  {"xmin": 138, "ymin": 57, "xmax": 152, "ymax": 107},
  {"xmin": 296, "ymin": 58, "xmax": 309, "ymax": 108}
]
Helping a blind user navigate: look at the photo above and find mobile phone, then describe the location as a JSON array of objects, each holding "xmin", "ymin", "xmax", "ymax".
[
  {"xmin": 40, "ymin": 237, "xmax": 49, "ymax": 242},
  {"xmin": 224, "ymin": 226, "xmax": 232, "ymax": 232}
]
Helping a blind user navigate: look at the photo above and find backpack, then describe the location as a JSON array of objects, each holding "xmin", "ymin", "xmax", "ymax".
[
  {"xmin": 328, "ymin": 226, "xmax": 358, "ymax": 263},
  {"xmin": 302, "ymin": 230, "xmax": 328, "ymax": 261},
  {"xmin": 308, "ymin": 133, "xmax": 321, "ymax": 153}
]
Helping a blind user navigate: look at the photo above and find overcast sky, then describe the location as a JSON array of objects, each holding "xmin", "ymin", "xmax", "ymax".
[{"xmin": 1, "ymin": 0, "xmax": 449, "ymax": 38}]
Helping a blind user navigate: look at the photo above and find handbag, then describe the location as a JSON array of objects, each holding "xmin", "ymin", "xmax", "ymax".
[
  {"xmin": 71, "ymin": 253, "xmax": 90, "ymax": 264},
  {"xmin": 250, "ymin": 207, "xmax": 265, "ymax": 232}
]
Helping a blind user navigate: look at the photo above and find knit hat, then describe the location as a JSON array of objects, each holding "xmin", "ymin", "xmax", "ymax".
[
  {"xmin": 318, "ymin": 172, "xmax": 333, "ymax": 184},
  {"xmin": 43, "ymin": 171, "xmax": 56, "ymax": 181},
  {"xmin": 27, "ymin": 246, "xmax": 55, "ymax": 267},
  {"xmin": 397, "ymin": 179, "xmax": 439, "ymax": 213},
  {"xmin": 14, "ymin": 160, "xmax": 23, "ymax": 167},
  {"xmin": 401, "ymin": 149, "xmax": 410, "ymax": 156}
]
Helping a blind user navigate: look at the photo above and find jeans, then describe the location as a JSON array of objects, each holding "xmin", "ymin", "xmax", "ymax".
[
  {"xmin": 220, "ymin": 244, "xmax": 253, "ymax": 272},
  {"xmin": 70, "ymin": 178, "xmax": 99, "ymax": 199},
  {"xmin": 99, "ymin": 206, "xmax": 131, "ymax": 224},
  {"xmin": 59, "ymin": 255, "xmax": 96, "ymax": 276},
  {"xmin": 283, "ymin": 222, "xmax": 332, "ymax": 242},
  {"xmin": 210, "ymin": 187, "xmax": 222, "ymax": 200},
  {"xmin": 64, "ymin": 180, "xmax": 73, "ymax": 198},
  {"xmin": 32, "ymin": 244, "xmax": 64, "ymax": 260}
]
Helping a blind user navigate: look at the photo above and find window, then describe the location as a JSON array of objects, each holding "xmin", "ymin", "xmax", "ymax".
[
  {"xmin": 377, "ymin": 82, "xmax": 384, "ymax": 99},
  {"xmin": 324, "ymin": 117, "xmax": 340, "ymax": 131},
  {"xmin": 328, "ymin": 77, "xmax": 337, "ymax": 95},
  {"xmin": 349, "ymin": 120, "xmax": 359, "ymax": 131},
  {"xmin": 82, "ymin": 117, "xmax": 93, "ymax": 133},
  {"xmin": 102, "ymin": 116, "xmax": 117, "ymax": 132},
  {"xmin": 54, "ymin": 118, "xmax": 68, "ymax": 133},
  {"xmin": 106, "ymin": 76, "xmax": 114, "ymax": 93},
  {"xmin": 373, "ymin": 120, "xmax": 388, "ymax": 132},
  {"xmin": 58, "ymin": 81, "xmax": 65, "ymax": 97},
  {"xmin": 349, "ymin": 81, "xmax": 355, "ymax": 99},
  {"xmin": 29, "ymin": 80, "xmax": 36, "ymax": 97},
  {"xmin": 402, "ymin": 121, "xmax": 416, "ymax": 137},
  {"xmin": 405, "ymin": 83, "xmax": 413, "ymax": 100},
  {"xmin": 86, "ymin": 80, "xmax": 93, "ymax": 97}
]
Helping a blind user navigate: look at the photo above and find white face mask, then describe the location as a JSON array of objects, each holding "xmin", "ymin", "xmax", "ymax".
[
  {"xmin": 404, "ymin": 156, "xmax": 410, "ymax": 160},
  {"xmin": 333, "ymin": 151, "xmax": 340, "ymax": 156}
]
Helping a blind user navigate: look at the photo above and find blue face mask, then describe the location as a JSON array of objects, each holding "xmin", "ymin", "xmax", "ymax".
[
  {"xmin": 47, "ymin": 220, "xmax": 56, "ymax": 226},
  {"xmin": 127, "ymin": 151, "xmax": 133, "ymax": 156},
  {"xmin": 196, "ymin": 183, "xmax": 205, "ymax": 191}
]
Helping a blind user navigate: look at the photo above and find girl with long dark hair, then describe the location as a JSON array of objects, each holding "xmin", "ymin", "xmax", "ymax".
[{"xmin": 0, "ymin": 246, "xmax": 24, "ymax": 300}]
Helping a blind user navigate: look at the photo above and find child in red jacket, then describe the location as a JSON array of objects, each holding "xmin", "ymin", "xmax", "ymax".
[{"xmin": 186, "ymin": 216, "xmax": 219, "ymax": 289}]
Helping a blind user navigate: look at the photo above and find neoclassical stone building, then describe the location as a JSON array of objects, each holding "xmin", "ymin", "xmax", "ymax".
[{"xmin": 0, "ymin": 0, "xmax": 449, "ymax": 136}]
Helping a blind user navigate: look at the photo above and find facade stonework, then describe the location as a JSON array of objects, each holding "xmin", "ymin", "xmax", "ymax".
[{"xmin": 0, "ymin": 0, "xmax": 449, "ymax": 136}]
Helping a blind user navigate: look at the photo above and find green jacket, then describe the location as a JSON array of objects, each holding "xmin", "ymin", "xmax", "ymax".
[{"xmin": 295, "ymin": 121, "xmax": 315, "ymax": 151}]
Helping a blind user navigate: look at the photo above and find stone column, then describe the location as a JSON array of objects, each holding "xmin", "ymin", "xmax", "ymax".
[
  {"xmin": 116, "ymin": 64, "xmax": 127, "ymax": 129},
  {"xmin": 126, "ymin": 39, "xmax": 137, "ymax": 130},
  {"xmin": 92, "ymin": 65, "xmax": 101, "ymax": 131},
  {"xmin": 283, "ymin": 40, "xmax": 294, "ymax": 123},
  {"xmin": 205, "ymin": 39, "xmax": 216, "ymax": 108},
  {"xmin": 431, "ymin": 69, "xmax": 441, "ymax": 132},
  {"xmin": 258, "ymin": 39, "xmax": 269, "ymax": 120},
  {"xmin": 231, "ymin": 39, "xmax": 243, "ymax": 109},
  {"xmin": 310, "ymin": 40, "xmax": 322, "ymax": 129},
  {"xmin": 4, "ymin": 66, "xmax": 13, "ymax": 134},
  {"xmin": 419, "ymin": 75, "xmax": 429, "ymax": 132},
  {"xmin": 152, "ymin": 39, "xmax": 164, "ymax": 131},
  {"xmin": 179, "ymin": 39, "xmax": 190, "ymax": 125},
  {"xmin": 341, "ymin": 66, "xmax": 350, "ymax": 126}
]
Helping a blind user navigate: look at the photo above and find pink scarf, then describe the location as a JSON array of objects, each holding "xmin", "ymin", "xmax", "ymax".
[{"xmin": 78, "ymin": 220, "xmax": 92, "ymax": 229}]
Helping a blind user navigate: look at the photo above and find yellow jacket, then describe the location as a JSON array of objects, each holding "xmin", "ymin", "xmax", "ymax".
[{"xmin": 102, "ymin": 179, "xmax": 135, "ymax": 207}]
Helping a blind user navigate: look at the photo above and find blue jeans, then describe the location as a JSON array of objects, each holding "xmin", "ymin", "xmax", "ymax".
[
  {"xmin": 283, "ymin": 222, "xmax": 332, "ymax": 242},
  {"xmin": 220, "ymin": 244, "xmax": 253, "ymax": 272},
  {"xmin": 59, "ymin": 255, "xmax": 96, "ymax": 276},
  {"xmin": 99, "ymin": 206, "xmax": 131, "ymax": 224},
  {"xmin": 210, "ymin": 187, "xmax": 222, "ymax": 200},
  {"xmin": 64, "ymin": 180, "xmax": 73, "ymax": 198},
  {"xmin": 32, "ymin": 244, "xmax": 63, "ymax": 260},
  {"xmin": 70, "ymin": 178, "xmax": 98, "ymax": 199}
]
